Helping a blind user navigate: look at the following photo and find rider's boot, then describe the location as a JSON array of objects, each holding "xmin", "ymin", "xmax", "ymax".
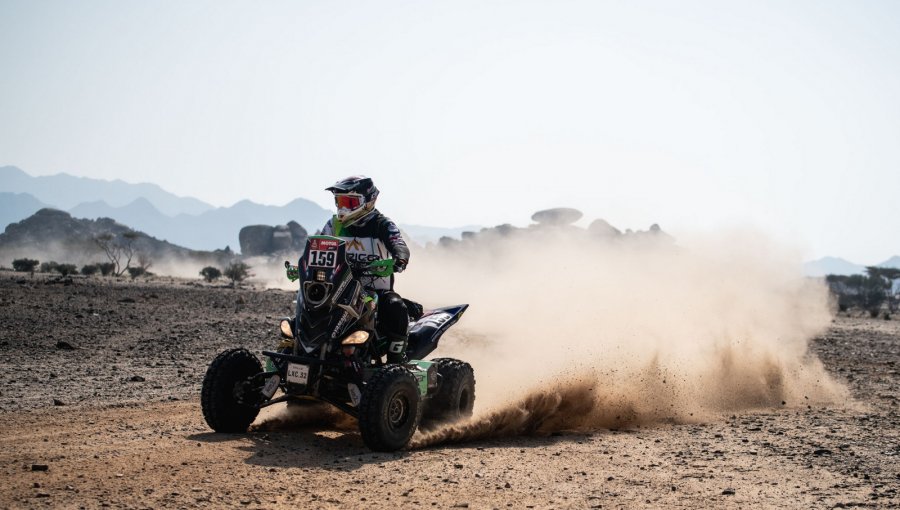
[{"xmin": 386, "ymin": 333, "xmax": 408, "ymax": 364}]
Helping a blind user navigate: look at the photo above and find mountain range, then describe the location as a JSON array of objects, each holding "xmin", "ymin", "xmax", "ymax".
[
  {"xmin": 0, "ymin": 166, "xmax": 476, "ymax": 251},
  {"xmin": 802, "ymin": 256, "xmax": 900, "ymax": 277}
]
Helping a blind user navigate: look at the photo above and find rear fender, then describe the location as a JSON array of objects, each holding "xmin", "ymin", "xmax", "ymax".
[{"xmin": 406, "ymin": 304, "xmax": 468, "ymax": 361}]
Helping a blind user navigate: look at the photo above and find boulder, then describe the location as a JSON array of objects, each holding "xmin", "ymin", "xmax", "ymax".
[
  {"xmin": 531, "ymin": 208, "xmax": 583, "ymax": 226},
  {"xmin": 270, "ymin": 225, "xmax": 293, "ymax": 253},
  {"xmin": 286, "ymin": 221, "xmax": 308, "ymax": 250},
  {"xmin": 239, "ymin": 222, "xmax": 310, "ymax": 256},
  {"xmin": 239, "ymin": 225, "xmax": 274, "ymax": 257},
  {"xmin": 588, "ymin": 219, "xmax": 622, "ymax": 238}
]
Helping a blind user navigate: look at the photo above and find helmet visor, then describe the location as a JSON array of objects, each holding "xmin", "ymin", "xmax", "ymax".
[{"xmin": 334, "ymin": 193, "xmax": 364, "ymax": 211}]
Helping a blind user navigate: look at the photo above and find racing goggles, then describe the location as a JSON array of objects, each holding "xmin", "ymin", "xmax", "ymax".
[{"xmin": 334, "ymin": 193, "xmax": 365, "ymax": 211}]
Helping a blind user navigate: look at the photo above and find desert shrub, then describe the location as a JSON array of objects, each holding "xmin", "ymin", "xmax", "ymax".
[
  {"xmin": 97, "ymin": 262, "xmax": 116, "ymax": 276},
  {"xmin": 55, "ymin": 264, "xmax": 78, "ymax": 277},
  {"xmin": 81, "ymin": 264, "xmax": 99, "ymax": 276},
  {"xmin": 223, "ymin": 261, "xmax": 251, "ymax": 285},
  {"xmin": 12, "ymin": 258, "xmax": 39, "ymax": 273},
  {"xmin": 127, "ymin": 267, "xmax": 151, "ymax": 280},
  {"xmin": 868, "ymin": 307, "xmax": 880, "ymax": 318},
  {"xmin": 40, "ymin": 261, "xmax": 59, "ymax": 273},
  {"xmin": 884, "ymin": 312, "xmax": 892, "ymax": 320},
  {"xmin": 200, "ymin": 266, "xmax": 222, "ymax": 282}
]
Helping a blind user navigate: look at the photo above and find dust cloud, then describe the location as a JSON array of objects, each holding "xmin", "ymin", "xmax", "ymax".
[{"xmin": 395, "ymin": 226, "xmax": 847, "ymax": 447}]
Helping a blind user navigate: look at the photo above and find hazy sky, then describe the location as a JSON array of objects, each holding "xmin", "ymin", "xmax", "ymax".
[{"xmin": 1, "ymin": 0, "xmax": 898, "ymax": 263}]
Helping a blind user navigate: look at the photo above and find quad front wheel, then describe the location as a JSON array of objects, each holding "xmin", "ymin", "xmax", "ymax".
[
  {"xmin": 358, "ymin": 365, "xmax": 422, "ymax": 451},
  {"xmin": 201, "ymin": 348, "xmax": 262, "ymax": 433}
]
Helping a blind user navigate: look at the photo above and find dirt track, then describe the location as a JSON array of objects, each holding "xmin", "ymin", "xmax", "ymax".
[{"xmin": 1, "ymin": 272, "xmax": 899, "ymax": 508}]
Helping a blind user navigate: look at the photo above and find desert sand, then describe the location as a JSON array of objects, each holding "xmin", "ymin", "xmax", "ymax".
[{"xmin": 1, "ymin": 272, "xmax": 898, "ymax": 509}]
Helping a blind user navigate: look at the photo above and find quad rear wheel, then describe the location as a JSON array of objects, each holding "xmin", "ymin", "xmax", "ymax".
[
  {"xmin": 201, "ymin": 348, "xmax": 262, "ymax": 433},
  {"xmin": 424, "ymin": 358, "xmax": 475, "ymax": 426},
  {"xmin": 358, "ymin": 365, "xmax": 421, "ymax": 451}
]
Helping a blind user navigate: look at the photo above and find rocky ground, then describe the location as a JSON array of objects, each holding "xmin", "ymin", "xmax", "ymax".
[{"xmin": 1, "ymin": 271, "xmax": 898, "ymax": 509}]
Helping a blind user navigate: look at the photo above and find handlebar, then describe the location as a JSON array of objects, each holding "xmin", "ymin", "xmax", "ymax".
[
  {"xmin": 359, "ymin": 258, "xmax": 395, "ymax": 278},
  {"xmin": 283, "ymin": 258, "xmax": 394, "ymax": 282}
]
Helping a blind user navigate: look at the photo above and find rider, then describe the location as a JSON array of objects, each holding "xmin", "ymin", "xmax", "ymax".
[{"xmin": 319, "ymin": 176, "xmax": 411, "ymax": 364}]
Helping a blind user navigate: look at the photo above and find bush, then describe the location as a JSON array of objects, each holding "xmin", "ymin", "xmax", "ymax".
[
  {"xmin": 81, "ymin": 264, "xmax": 99, "ymax": 276},
  {"xmin": 55, "ymin": 264, "xmax": 78, "ymax": 277},
  {"xmin": 127, "ymin": 267, "xmax": 151, "ymax": 280},
  {"xmin": 97, "ymin": 262, "xmax": 116, "ymax": 276},
  {"xmin": 12, "ymin": 258, "xmax": 39, "ymax": 273},
  {"xmin": 223, "ymin": 262, "xmax": 251, "ymax": 285},
  {"xmin": 200, "ymin": 266, "xmax": 222, "ymax": 282},
  {"xmin": 40, "ymin": 261, "xmax": 59, "ymax": 273}
]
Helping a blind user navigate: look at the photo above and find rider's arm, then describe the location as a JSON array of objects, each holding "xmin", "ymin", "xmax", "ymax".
[{"xmin": 378, "ymin": 217, "xmax": 410, "ymax": 272}]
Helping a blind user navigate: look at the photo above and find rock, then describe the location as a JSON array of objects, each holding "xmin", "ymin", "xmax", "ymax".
[
  {"xmin": 240, "ymin": 222, "xmax": 309, "ymax": 256},
  {"xmin": 286, "ymin": 221, "xmax": 308, "ymax": 250},
  {"xmin": 117, "ymin": 298, "xmax": 135, "ymax": 304},
  {"xmin": 239, "ymin": 225, "xmax": 275, "ymax": 257},
  {"xmin": 722, "ymin": 488, "xmax": 735, "ymax": 495},
  {"xmin": 128, "ymin": 375, "xmax": 146, "ymax": 382},
  {"xmin": 271, "ymin": 225, "xmax": 293, "ymax": 253},
  {"xmin": 31, "ymin": 464, "xmax": 49, "ymax": 471},
  {"xmin": 588, "ymin": 219, "xmax": 622, "ymax": 238},
  {"xmin": 53, "ymin": 399, "xmax": 65, "ymax": 406},
  {"xmin": 531, "ymin": 208, "xmax": 583, "ymax": 226},
  {"xmin": 813, "ymin": 448, "xmax": 832, "ymax": 455},
  {"xmin": 55, "ymin": 340, "xmax": 74, "ymax": 350}
]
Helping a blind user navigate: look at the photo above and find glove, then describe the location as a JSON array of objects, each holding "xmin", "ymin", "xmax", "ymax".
[{"xmin": 394, "ymin": 258, "xmax": 408, "ymax": 273}]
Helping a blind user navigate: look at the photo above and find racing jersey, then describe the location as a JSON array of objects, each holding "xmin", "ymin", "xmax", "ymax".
[{"xmin": 318, "ymin": 210, "xmax": 410, "ymax": 290}]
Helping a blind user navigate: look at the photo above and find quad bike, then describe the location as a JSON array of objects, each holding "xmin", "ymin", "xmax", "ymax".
[{"xmin": 201, "ymin": 235, "xmax": 475, "ymax": 451}]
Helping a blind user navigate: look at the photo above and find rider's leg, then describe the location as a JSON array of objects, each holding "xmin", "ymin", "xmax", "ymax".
[{"xmin": 377, "ymin": 291, "xmax": 409, "ymax": 364}]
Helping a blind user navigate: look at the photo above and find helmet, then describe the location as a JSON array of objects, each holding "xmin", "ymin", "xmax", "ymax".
[{"xmin": 326, "ymin": 175, "xmax": 379, "ymax": 226}]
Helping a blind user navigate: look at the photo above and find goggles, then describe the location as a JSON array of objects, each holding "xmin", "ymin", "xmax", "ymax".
[{"xmin": 334, "ymin": 193, "xmax": 364, "ymax": 211}]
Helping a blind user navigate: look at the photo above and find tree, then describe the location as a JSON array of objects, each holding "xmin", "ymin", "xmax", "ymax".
[
  {"xmin": 97, "ymin": 262, "xmax": 116, "ymax": 276},
  {"xmin": 127, "ymin": 266, "xmax": 150, "ymax": 280},
  {"xmin": 868, "ymin": 266, "xmax": 900, "ymax": 312},
  {"xmin": 12, "ymin": 258, "xmax": 39, "ymax": 273},
  {"xmin": 40, "ymin": 261, "xmax": 59, "ymax": 273},
  {"xmin": 200, "ymin": 266, "xmax": 222, "ymax": 282},
  {"xmin": 94, "ymin": 231, "xmax": 140, "ymax": 277},
  {"xmin": 55, "ymin": 264, "xmax": 78, "ymax": 277},
  {"xmin": 80, "ymin": 264, "xmax": 99, "ymax": 276},
  {"xmin": 223, "ymin": 262, "xmax": 251, "ymax": 286},
  {"xmin": 828, "ymin": 271, "xmax": 889, "ymax": 316}
]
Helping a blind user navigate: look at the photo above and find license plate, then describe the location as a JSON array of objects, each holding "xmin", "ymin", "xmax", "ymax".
[{"xmin": 286, "ymin": 363, "xmax": 309, "ymax": 385}]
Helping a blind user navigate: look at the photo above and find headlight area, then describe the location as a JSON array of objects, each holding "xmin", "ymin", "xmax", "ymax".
[{"xmin": 341, "ymin": 330, "xmax": 370, "ymax": 356}]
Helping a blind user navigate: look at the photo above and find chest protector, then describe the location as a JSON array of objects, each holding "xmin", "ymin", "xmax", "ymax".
[{"xmin": 322, "ymin": 216, "xmax": 393, "ymax": 290}]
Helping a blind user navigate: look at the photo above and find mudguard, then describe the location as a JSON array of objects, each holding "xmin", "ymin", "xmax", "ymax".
[{"xmin": 406, "ymin": 304, "xmax": 468, "ymax": 361}]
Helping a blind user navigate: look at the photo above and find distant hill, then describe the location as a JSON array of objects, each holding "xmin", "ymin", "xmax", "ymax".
[
  {"xmin": 803, "ymin": 255, "xmax": 900, "ymax": 277},
  {"xmin": 878, "ymin": 256, "xmax": 900, "ymax": 269},
  {"xmin": 65, "ymin": 197, "xmax": 332, "ymax": 251},
  {"xmin": 0, "ymin": 165, "xmax": 213, "ymax": 216},
  {"xmin": 399, "ymin": 223, "xmax": 482, "ymax": 246},
  {"xmin": 803, "ymin": 257, "xmax": 866, "ymax": 277},
  {"xmin": 0, "ymin": 208, "xmax": 232, "ymax": 271},
  {"xmin": 0, "ymin": 192, "xmax": 49, "ymax": 232}
]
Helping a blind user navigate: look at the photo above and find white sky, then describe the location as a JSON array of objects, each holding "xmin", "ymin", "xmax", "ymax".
[{"xmin": 1, "ymin": 0, "xmax": 898, "ymax": 263}]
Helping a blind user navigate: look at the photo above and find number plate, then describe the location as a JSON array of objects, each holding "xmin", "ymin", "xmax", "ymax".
[
  {"xmin": 308, "ymin": 249, "xmax": 337, "ymax": 268},
  {"xmin": 286, "ymin": 363, "xmax": 309, "ymax": 385}
]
